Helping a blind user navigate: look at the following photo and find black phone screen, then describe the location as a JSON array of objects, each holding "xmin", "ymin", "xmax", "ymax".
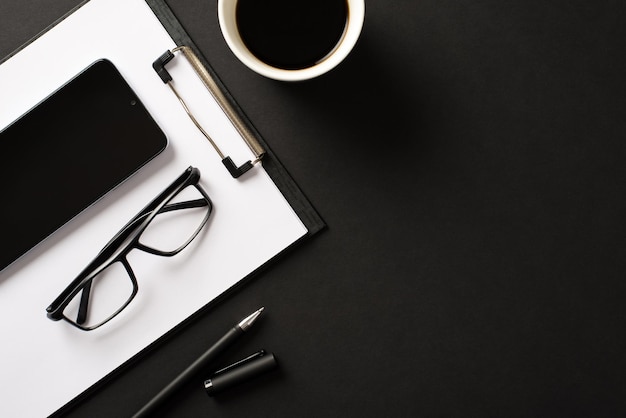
[{"xmin": 0, "ymin": 59, "xmax": 167, "ymax": 271}]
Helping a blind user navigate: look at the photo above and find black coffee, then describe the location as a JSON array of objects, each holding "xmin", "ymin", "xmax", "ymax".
[{"xmin": 236, "ymin": 0, "xmax": 348, "ymax": 70}]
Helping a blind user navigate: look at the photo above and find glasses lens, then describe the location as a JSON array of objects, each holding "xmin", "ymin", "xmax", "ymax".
[
  {"xmin": 62, "ymin": 261, "xmax": 136, "ymax": 329},
  {"xmin": 139, "ymin": 184, "xmax": 210, "ymax": 253}
]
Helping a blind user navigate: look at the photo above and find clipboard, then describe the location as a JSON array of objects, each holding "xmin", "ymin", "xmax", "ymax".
[{"xmin": 0, "ymin": 0, "xmax": 324, "ymax": 416}]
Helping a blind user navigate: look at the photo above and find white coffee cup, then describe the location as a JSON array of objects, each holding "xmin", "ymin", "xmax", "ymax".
[{"xmin": 218, "ymin": 0, "xmax": 365, "ymax": 81}]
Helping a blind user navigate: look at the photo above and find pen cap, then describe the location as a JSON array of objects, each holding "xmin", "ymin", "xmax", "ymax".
[{"xmin": 204, "ymin": 352, "xmax": 278, "ymax": 396}]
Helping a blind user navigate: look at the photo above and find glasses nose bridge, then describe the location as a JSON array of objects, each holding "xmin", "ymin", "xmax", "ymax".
[
  {"xmin": 79, "ymin": 197, "xmax": 174, "ymax": 306},
  {"xmin": 102, "ymin": 208, "xmax": 157, "ymax": 260}
]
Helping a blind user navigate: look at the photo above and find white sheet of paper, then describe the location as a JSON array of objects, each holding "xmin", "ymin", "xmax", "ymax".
[{"xmin": 0, "ymin": 1, "xmax": 307, "ymax": 416}]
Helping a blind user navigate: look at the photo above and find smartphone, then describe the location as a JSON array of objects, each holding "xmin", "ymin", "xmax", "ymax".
[{"xmin": 0, "ymin": 59, "xmax": 167, "ymax": 271}]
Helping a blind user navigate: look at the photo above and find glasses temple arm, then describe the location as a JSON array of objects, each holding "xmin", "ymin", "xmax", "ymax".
[{"xmin": 76, "ymin": 280, "xmax": 92, "ymax": 325}]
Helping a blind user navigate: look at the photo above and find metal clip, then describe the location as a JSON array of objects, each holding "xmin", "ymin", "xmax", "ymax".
[{"xmin": 152, "ymin": 46, "xmax": 265, "ymax": 178}]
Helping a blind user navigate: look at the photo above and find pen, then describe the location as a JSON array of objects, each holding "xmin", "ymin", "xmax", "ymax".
[{"xmin": 132, "ymin": 307, "xmax": 264, "ymax": 418}]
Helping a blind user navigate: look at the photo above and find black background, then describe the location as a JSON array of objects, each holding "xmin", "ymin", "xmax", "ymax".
[{"xmin": 2, "ymin": 0, "xmax": 625, "ymax": 417}]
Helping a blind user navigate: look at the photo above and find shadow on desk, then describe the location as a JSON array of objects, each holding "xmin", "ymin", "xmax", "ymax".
[{"xmin": 276, "ymin": 31, "xmax": 449, "ymax": 172}]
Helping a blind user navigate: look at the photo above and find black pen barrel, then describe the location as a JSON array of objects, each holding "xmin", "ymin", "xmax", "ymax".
[{"xmin": 132, "ymin": 326, "xmax": 243, "ymax": 418}]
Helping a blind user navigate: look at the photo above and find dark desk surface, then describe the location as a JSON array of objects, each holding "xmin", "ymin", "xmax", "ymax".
[{"xmin": 3, "ymin": 1, "xmax": 626, "ymax": 416}]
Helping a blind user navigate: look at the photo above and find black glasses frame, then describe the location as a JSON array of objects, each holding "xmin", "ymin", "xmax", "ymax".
[{"xmin": 46, "ymin": 166, "xmax": 212, "ymax": 331}]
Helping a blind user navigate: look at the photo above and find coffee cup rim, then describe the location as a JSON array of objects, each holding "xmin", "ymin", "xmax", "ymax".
[{"xmin": 218, "ymin": 0, "xmax": 365, "ymax": 81}]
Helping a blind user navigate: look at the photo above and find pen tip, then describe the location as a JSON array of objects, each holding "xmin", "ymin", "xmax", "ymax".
[{"xmin": 238, "ymin": 307, "xmax": 264, "ymax": 331}]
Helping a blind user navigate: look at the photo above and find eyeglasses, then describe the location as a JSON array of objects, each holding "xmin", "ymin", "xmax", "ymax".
[{"xmin": 46, "ymin": 166, "xmax": 212, "ymax": 331}]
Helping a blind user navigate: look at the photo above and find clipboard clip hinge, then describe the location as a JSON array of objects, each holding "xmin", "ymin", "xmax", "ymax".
[{"xmin": 152, "ymin": 47, "xmax": 265, "ymax": 179}]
